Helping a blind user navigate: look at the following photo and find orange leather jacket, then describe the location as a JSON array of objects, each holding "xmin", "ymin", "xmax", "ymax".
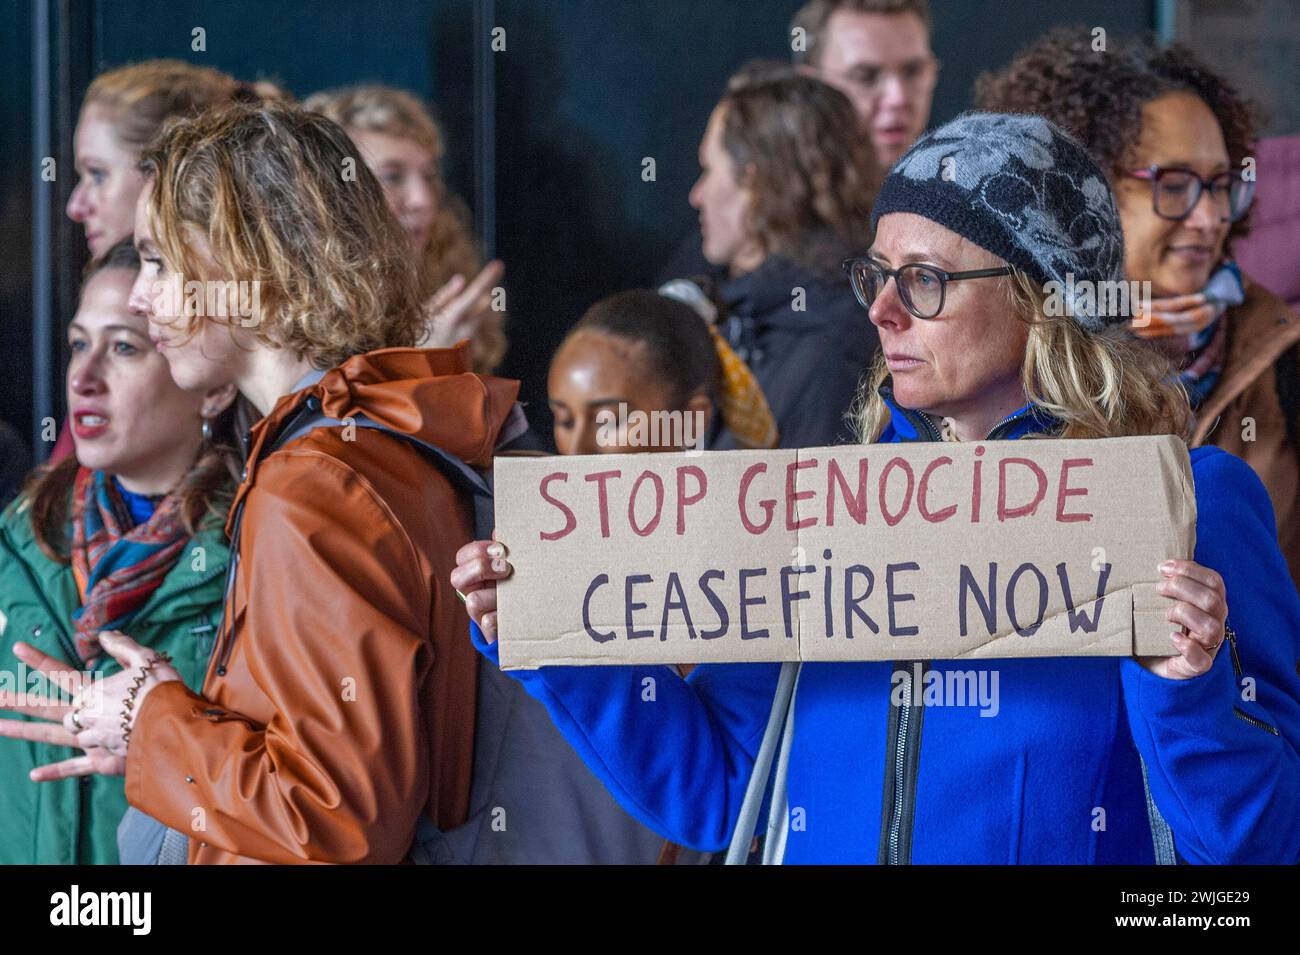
[{"xmin": 124, "ymin": 345, "xmax": 518, "ymax": 863}]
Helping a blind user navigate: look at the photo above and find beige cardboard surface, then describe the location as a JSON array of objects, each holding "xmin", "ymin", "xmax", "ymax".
[{"xmin": 494, "ymin": 436, "xmax": 1195, "ymax": 669}]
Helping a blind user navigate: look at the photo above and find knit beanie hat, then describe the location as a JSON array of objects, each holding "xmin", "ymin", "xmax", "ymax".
[{"xmin": 871, "ymin": 112, "xmax": 1127, "ymax": 330}]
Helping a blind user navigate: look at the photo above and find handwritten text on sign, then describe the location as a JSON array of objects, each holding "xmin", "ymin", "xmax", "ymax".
[{"xmin": 494, "ymin": 436, "xmax": 1194, "ymax": 669}]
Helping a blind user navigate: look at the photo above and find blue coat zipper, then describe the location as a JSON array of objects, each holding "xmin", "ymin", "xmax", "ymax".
[{"xmin": 875, "ymin": 398, "xmax": 1053, "ymax": 863}]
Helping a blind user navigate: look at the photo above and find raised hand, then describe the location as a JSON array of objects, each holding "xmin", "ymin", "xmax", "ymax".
[{"xmin": 420, "ymin": 260, "xmax": 506, "ymax": 350}]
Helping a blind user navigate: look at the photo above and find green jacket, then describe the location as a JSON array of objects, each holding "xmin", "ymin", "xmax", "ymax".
[{"xmin": 0, "ymin": 493, "xmax": 228, "ymax": 864}]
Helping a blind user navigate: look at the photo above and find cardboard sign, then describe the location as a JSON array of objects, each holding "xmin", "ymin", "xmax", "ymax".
[{"xmin": 494, "ymin": 436, "xmax": 1195, "ymax": 669}]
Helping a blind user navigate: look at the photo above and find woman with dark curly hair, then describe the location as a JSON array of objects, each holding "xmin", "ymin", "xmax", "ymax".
[
  {"xmin": 677, "ymin": 63, "xmax": 882, "ymax": 449},
  {"xmin": 977, "ymin": 28, "xmax": 1300, "ymax": 593}
]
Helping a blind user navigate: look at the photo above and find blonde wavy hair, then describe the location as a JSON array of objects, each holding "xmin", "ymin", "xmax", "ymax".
[
  {"xmin": 302, "ymin": 84, "xmax": 506, "ymax": 372},
  {"xmin": 854, "ymin": 270, "xmax": 1193, "ymax": 443},
  {"xmin": 82, "ymin": 59, "xmax": 249, "ymax": 149},
  {"xmin": 139, "ymin": 101, "xmax": 424, "ymax": 370},
  {"xmin": 79, "ymin": 62, "xmax": 293, "ymax": 222}
]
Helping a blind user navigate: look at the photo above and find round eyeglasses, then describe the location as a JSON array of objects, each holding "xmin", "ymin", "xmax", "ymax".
[
  {"xmin": 841, "ymin": 257, "xmax": 1014, "ymax": 320},
  {"xmin": 1125, "ymin": 165, "xmax": 1256, "ymax": 223}
]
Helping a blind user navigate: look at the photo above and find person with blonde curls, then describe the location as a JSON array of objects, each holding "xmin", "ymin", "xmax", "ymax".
[
  {"xmin": 453, "ymin": 115, "xmax": 1300, "ymax": 864},
  {"xmin": 2, "ymin": 102, "xmax": 523, "ymax": 864},
  {"xmin": 304, "ymin": 84, "xmax": 507, "ymax": 374},
  {"xmin": 679, "ymin": 63, "xmax": 881, "ymax": 450}
]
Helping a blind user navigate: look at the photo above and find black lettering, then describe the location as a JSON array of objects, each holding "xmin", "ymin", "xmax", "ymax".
[
  {"xmin": 739, "ymin": 568, "xmax": 770, "ymax": 640},
  {"xmin": 625, "ymin": 574, "xmax": 655, "ymax": 640},
  {"xmin": 887, "ymin": 562, "xmax": 920, "ymax": 637},
  {"xmin": 959, "ymin": 563, "xmax": 998, "ymax": 637},
  {"xmin": 582, "ymin": 574, "xmax": 615, "ymax": 643},
  {"xmin": 1008, "ymin": 562, "xmax": 1048, "ymax": 637},
  {"xmin": 660, "ymin": 571, "xmax": 698, "ymax": 641}
]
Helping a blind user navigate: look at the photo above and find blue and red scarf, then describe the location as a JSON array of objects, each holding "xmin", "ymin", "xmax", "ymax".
[
  {"xmin": 1173, "ymin": 262, "xmax": 1244, "ymax": 408},
  {"xmin": 69, "ymin": 468, "xmax": 188, "ymax": 662}
]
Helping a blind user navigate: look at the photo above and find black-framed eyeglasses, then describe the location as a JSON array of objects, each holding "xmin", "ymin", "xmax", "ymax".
[
  {"xmin": 841, "ymin": 257, "xmax": 1014, "ymax": 320},
  {"xmin": 1125, "ymin": 165, "xmax": 1255, "ymax": 223}
]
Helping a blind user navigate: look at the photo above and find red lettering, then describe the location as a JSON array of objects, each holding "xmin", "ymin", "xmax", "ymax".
[
  {"xmin": 539, "ymin": 472, "xmax": 576, "ymax": 541},
  {"xmin": 879, "ymin": 457, "xmax": 915, "ymax": 527},
  {"xmin": 628, "ymin": 471, "xmax": 665, "ymax": 537},
  {"xmin": 676, "ymin": 466, "xmax": 707, "ymax": 535},
  {"xmin": 827, "ymin": 457, "xmax": 868, "ymax": 526},
  {"xmin": 585, "ymin": 469, "xmax": 622, "ymax": 538},
  {"xmin": 738, "ymin": 463, "xmax": 775, "ymax": 534},
  {"xmin": 785, "ymin": 457, "xmax": 818, "ymax": 530},
  {"xmin": 1056, "ymin": 458, "xmax": 1094, "ymax": 523},
  {"xmin": 998, "ymin": 458, "xmax": 1048, "ymax": 521},
  {"xmin": 918, "ymin": 455, "xmax": 957, "ymax": 523}
]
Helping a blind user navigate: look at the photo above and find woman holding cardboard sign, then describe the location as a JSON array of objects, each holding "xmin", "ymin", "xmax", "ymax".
[{"xmin": 454, "ymin": 113, "xmax": 1300, "ymax": 864}]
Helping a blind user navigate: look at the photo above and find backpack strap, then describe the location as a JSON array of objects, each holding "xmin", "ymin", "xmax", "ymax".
[
  {"xmin": 274, "ymin": 397, "xmax": 492, "ymax": 496},
  {"xmin": 273, "ymin": 397, "xmax": 495, "ymax": 540},
  {"xmin": 213, "ymin": 392, "xmax": 510, "ymax": 679}
]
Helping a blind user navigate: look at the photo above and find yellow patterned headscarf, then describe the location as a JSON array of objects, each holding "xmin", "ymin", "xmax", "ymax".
[{"xmin": 660, "ymin": 280, "xmax": 779, "ymax": 450}]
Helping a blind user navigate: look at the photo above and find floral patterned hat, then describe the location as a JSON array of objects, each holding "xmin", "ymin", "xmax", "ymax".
[{"xmin": 871, "ymin": 112, "xmax": 1127, "ymax": 330}]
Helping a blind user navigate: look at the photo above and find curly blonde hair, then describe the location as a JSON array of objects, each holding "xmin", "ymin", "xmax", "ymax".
[
  {"xmin": 854, "ymin": 271, "xmax": 1193, "ymax": 443},
  {"xmin": 720, "ymin": 66, "xmax": 880, "ymax": 271},
  {"xmin": 140, "ymin": 101, "xmax": 424, "ymax": 370},
  {"xmin": 302, "ymin": 84, "xmax": 506, "ymax": 372}
]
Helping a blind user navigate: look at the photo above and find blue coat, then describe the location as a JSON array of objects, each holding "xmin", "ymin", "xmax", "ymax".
[{"xmin": 474, "ymin": 393, "xmax": 1300, "ymax": 863}]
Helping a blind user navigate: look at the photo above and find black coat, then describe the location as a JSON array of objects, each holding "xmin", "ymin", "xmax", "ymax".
[{"xmin": 709, "ymin": 255, "xmax": 879, "ymax": 450}]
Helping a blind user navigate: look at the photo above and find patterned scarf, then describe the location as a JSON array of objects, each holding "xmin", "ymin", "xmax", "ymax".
[
  {"xmin": 1151, "ymin": 262, "xmax": 1244, "ymax": 408},
  {"xmin": 708, "ymin": 325, "xmax": 780, "ymax": 449},
  {"xmin": 70, "ymin": 468, "xmax": 188, "ymax": 662}
]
